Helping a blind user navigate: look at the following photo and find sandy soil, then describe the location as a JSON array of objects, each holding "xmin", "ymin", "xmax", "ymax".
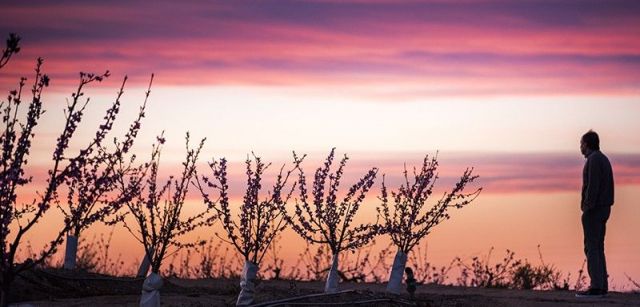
[{"xmin": 9, "ymin": 270, "xmax": 640, "ymax": 306}]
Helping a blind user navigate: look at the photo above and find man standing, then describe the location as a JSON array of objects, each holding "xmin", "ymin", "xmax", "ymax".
[{"xmin": 576, "ymin": 130, "xmax": 614, "ymax": 298}]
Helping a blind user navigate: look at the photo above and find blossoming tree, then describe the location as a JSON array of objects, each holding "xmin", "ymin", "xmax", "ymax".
[
  {"xmin": 195, "ymin": 153, "xmax": 302, "ymax": 306},
  {"xmin": 58, "ymin": 75, "xmax": 151, "ymax": 269},
  {"xmin": 120, "ymin": 133, "xmax": 216, "ymax": 307},
  {"xmin": 0, "ymin": 34, "xmax": 145, "ymax": 306},
  {"xmin": 283, "ymin": 149, "xmax": 381, "ymax": 293},
  {"xmin": 379, "ymin": 154, "xmax": 481, "ymax": 294}
]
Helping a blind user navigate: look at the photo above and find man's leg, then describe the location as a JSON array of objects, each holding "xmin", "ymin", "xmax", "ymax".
[
  {"xmin": 582, "ymin": 211, "xmax": 597, "ymax": 289},
  {"xmin": 599, "ymin": 206, "xmax": 611, "ymax": 292},
  {"xmin": 582, "ymin": 207, "xmax": 610, "ymax": 291}
]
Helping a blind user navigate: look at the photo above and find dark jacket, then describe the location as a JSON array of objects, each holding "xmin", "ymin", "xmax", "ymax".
[{"xmin": 581, "ymin": 150, "xmax": 614, "ymax": 211}]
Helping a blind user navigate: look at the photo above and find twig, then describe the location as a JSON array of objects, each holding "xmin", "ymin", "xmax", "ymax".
[{"xmin": 625, "ymin": 273, "xmax": 640, "ymax": 290}]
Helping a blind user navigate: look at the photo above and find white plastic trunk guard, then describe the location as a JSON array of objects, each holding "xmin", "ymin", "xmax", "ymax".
[
  {"xmin": 136, "ymin": 247, "xmax": 155, "ymax": 278},
  {"xmin": 386, "ymin": 250, "xmax": 408, "ymax": 294},
  {"xmin": 63, "ymin": 235, "xmax": 78, "ymax": 270},
  {"xmin": 140, "ymin": 272, "xmax": 163, "ymax": 307},
  {"xmin": 236, "ymin": 260, "xmax": 259, "ymax": 306},
  {"xmin": 324, "ymin": 253, "xmax": 340, "ymax": 293}
]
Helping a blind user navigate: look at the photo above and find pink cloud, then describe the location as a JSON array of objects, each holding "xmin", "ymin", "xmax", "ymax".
[{"xmin": 1, "ymin": 1, "xmax": 639, "ymax": 97}]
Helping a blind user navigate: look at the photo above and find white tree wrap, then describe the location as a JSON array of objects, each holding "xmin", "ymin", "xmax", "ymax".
[
  {"xmin": 236, "ymin": 260, "xmax": 258, "ymax": 306},
  {"xmin": 63, "ymin": 235, "xmax": 78, "ymax": 270},
  {"xmin": 136, "ymin": 247, "xmax": 154, "ymax": 278},
  {"xmin": 139, "ymin": 272, "xmax": 162, "ymax": 307},
  {"xmin": 324, "ymin": 253, "xmax": 340, "ymax": 293},
  {"xmin": 386, "ymin": 250, "xmax": 408, "ymax": 294}
]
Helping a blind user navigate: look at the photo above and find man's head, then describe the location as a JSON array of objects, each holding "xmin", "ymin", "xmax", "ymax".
[{"xmin": 581, "ymin": 130, "xmax": 600, "ymax": 157}]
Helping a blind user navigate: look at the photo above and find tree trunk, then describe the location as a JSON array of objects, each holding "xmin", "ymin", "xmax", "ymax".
[
  {"xmin": 386, "ymin": 249, "xmax": 408, "ymax": 294},
  {"xmin": 1, "ymin": 277, "xmax": 12, "ymax": 307},
  {"xmin": 1, "ymin": 288, "xmax": 7, "ymax": 307},
  {"xmin": 139, "ymin": 272, "xmax": 162, "ymax": 307},
  {"xmin": 63, "ymin": 235, "xmax": 78, "ymax": 270},
  {"xmin": 236, "ymin": 260, "xmax": 258, "ymax": 306},
  {"xmin": 324, "ymin": 253, "xmax": 340, "ymax": 293},
  {"xmin": 136, "ymin": 247, "xmax": 154, "ymax": 278}
]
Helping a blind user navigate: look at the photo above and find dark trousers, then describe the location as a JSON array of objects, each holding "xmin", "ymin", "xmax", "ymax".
[{"xmin": 581, "ymin": 206, "xmax": 611, "ymax": 291}]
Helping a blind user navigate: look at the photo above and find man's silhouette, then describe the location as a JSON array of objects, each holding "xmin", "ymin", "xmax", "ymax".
[{"xmin": 576, "ymin": 130, "xmax": 614, "ymax": 298}]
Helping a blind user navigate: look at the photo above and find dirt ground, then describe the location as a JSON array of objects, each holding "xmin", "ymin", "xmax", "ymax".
[{"xmin": 8, "ymin": 269, "xmax": 640, "ymax": 306}]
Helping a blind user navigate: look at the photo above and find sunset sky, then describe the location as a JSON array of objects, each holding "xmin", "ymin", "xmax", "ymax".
[{"xmin": 2, "ymin": 0, "xmax": 640, "ymax": 288}]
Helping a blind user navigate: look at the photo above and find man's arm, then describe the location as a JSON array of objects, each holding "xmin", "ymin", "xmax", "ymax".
[{"xmin": 583, "ymin": 155, "xmax": 603, "ymax": 211}]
